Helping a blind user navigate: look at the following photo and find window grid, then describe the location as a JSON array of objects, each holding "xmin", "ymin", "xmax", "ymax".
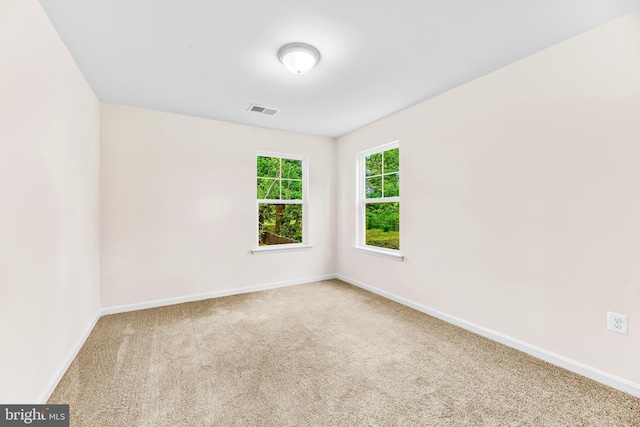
[
  {"xmin": 258, "ymin": 157, "xmax": 303, "ymax": 203},
  {"xmin": 365, "ymin": 173, "xmax": 400, "ymax": 198},
  {"xmin": 256, "ymin": 153, "xmax": 308, "ymax": 248},
  {"xmin": 358, "ymin": 142, "xmax": 400, "ymax": 251}
]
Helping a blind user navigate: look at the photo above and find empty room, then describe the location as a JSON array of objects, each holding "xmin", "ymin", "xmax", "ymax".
[{"xmin": 1, "ymin": 0, "xmax": 639, "ymax": 425}]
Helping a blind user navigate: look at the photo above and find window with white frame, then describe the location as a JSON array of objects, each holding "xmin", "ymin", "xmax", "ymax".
[
  {"xmin": 256, "ymin": 153, "xmax": 308, "ymax": 248},
  {"xmin": 357, "ymin": 141, "xmax": 400, "ymax": 253}
]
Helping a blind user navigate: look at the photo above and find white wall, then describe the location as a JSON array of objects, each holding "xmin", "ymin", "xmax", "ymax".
[
  {"xmin": 3, "ymin": 0, "xmax": 637, "ymax": 402},
  {"xmin": 336, "ymin": 12, "xmax": 640, "ymax": 386},
  {"xmin": 100, "ymin": 104, "xmax": 336, "ymax": 308},
  {"xmin": 0, "ymin": 0, "xmax": 101, "ymax": 403}
]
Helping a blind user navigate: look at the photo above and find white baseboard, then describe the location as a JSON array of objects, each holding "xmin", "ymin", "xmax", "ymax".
[
  {"xmin": 37, "ymin": 310, "xmax": 101, "ymax": 404},
  {"xmin": 101, "ymin": 274, "xmax": 337, "ymax": 316},
  {"xmin": 43, "ymin": 273, "xmax": 637, "ymax": 404},
  {"xmin": 336, "ymin": 274, "xmax": 640, "ymax": 398}
]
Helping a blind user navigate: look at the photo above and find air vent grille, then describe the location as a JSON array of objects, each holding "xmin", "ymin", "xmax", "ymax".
[{"xmin": 248, "ymin": 104, "xmax": 279, "ymax": 116}]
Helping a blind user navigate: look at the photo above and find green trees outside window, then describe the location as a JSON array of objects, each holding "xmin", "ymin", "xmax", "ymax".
[
  {"xmin": 362, "ymin": 146, "xmax": 400, "ymax": 250},
  {"xmin": 366, "ymin": 203, "xmax": 399, "ymax": 249},
  {"xmin": 257, "ymin": 155, "xmax": 304, "ymax": 246},
  {"xmin": 365, "ymin": 147, "xmax": 399, "ymax": 198}
]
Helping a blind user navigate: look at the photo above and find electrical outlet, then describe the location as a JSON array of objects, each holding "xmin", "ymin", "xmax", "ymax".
[
  {"xmin": 327, "ymin": 250, "xmax": 332, "ymax": 258},
  {"xmin": 607, "ymin": 312, "xmax": 628, "ymax": 334}
]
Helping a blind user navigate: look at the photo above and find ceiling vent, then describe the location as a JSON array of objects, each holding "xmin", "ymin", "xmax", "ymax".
[{"xmin": 248, "ymin": 104, "xmax": 279, "ymax": 116}]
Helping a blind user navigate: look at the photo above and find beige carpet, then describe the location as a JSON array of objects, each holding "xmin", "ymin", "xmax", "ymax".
[{"xmin": 49, "ymin": 279, "xmax": 639, "ymax": 426}]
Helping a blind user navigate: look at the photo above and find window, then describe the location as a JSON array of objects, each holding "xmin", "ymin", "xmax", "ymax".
[
  {"xmin": 356, "ymin": 141, "xmax": 402, "ymax": 260},
  {"xmin": 254, "ymin": 152, "xmax": 309, "ymax": 253}
]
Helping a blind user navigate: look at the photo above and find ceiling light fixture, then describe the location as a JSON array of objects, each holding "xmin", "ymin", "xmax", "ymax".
[{"xmin": 277, "ymin": 43, "xmax": 320, "ymax": 74}]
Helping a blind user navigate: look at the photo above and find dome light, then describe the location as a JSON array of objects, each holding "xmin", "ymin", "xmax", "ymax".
[{"xmin": 277, "ymin": 43, "xmax": 321, "ymax": 74}]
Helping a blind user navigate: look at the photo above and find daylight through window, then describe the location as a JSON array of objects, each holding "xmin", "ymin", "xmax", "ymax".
[
  {"xmin": 358, "ymin": 142, "xmax": 400, "ymax": 251},
  {"xmin": 257, "ymin": 154, "xmax": 307, "ymax": 247}
]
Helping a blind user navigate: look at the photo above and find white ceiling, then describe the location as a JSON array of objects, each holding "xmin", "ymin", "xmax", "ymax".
[{"xmin": 38, "ymin": 0, "xmax": 640, "ymax": 138}]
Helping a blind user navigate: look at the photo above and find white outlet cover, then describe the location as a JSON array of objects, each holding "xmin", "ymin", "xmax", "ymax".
[{"xmin": 607, "ymin": 312, "xmax": 628, "ymax": 335}]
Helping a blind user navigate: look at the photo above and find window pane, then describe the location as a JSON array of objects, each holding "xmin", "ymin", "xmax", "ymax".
[
  {"xmin": 365, "ymin": 202, "xmax": 399, "ymax": 250},
  {"xmin": 383, "ymin": 173, "xmax": 399, "ymax": 197},
  {"xmin": 383, "ymin": 148, "xmax": 399, "ymax": 173},
  {"xmin": 365, "ymin": 176, "xmax": 382, "ymax": 198},
  {"xmin": 281, "ymin": 159, "xmax": 302, "ymax": 180},
  {"xmin": 282, "ymin": 179, "xmax": 302, "ymax": 200},
  {"xmin": 365, "ymin": 152, "xmax": 382, "ymax": 176},
  {"xmin": 259, "ymin": 203, "xmax": 303, "ymax": 245},
  {"xmin": 257, "ymin": 156, "xmax": 280, "ymax": 178},
  {"xmin": 257, "ymin": 178, "xmax": 280, "ymax": 199}
]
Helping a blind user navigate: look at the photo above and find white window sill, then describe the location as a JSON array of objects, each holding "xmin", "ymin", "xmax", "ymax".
[
  {"xmin": 252, "ymin": 244, "xmax": 313, "ymax": 255},
  {"xmin": 353, "ymin": 246, "xmax": 404, "ymax": 261}
]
